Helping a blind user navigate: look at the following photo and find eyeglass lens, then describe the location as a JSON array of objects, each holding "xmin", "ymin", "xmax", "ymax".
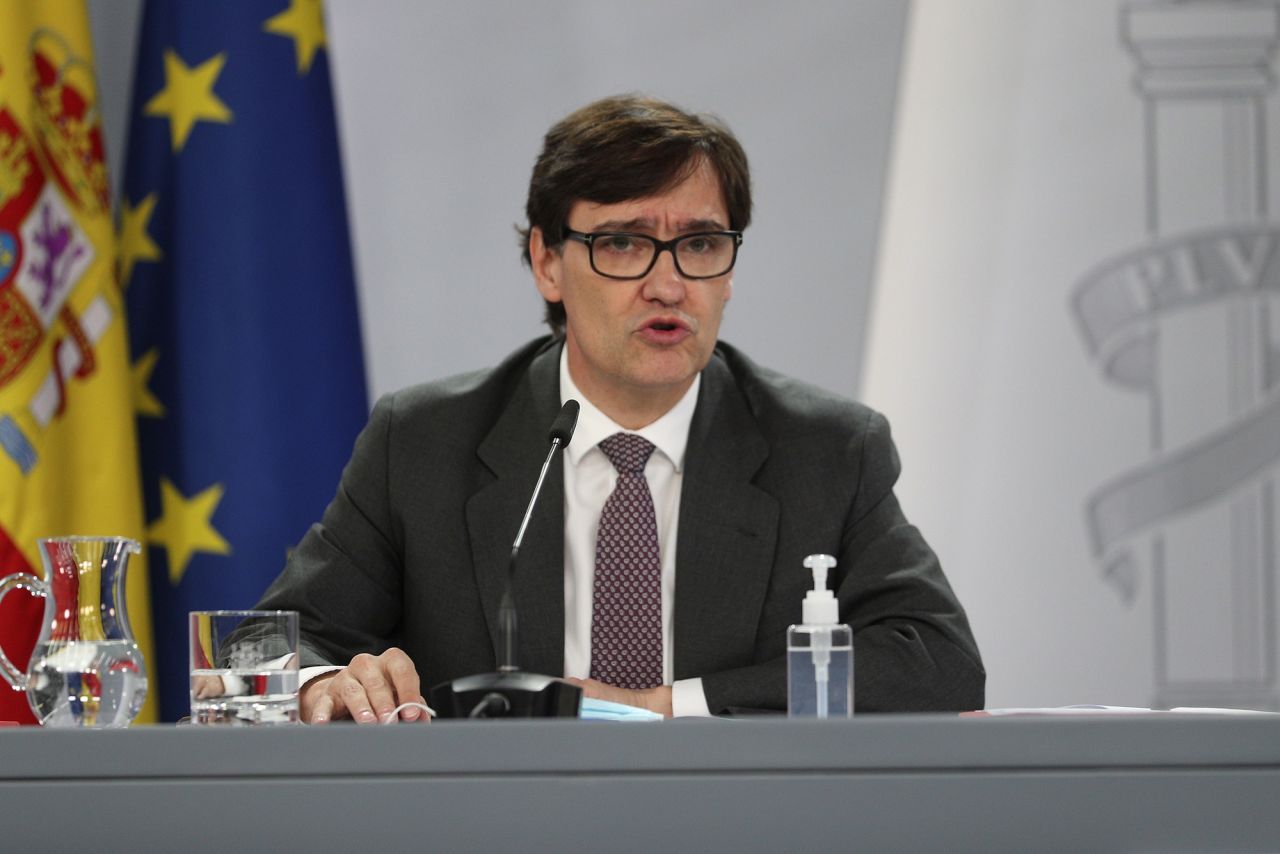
[{"xmin": 591, "ymin": 233, "xmax": 736, "ymax": 279}]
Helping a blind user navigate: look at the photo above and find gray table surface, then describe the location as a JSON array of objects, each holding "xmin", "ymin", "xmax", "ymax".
[{"xmin": 2, "ymin": 714, "xmax": 1278, "ymax": 852}]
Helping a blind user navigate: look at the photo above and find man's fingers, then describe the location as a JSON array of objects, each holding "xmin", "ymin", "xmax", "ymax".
[
  {"xmin": 300, "ymin": 650, "xmax": 429, "ymax": 725},
  {"xmin": 192, "ymin": 674, "xmax": 223, "ymax": 699},
  {"xmin": 382, "ymin": 648, "xmax": 424, "ymax": 721},
  {"xmin": 300, "ymin": 672, "xmax": 342, "ymax": 724},
  {"xmin": 310, "ymin": 691, "xmax": 334, "ymax": 725},
  {"xmin": 351, "ymin": 648, "xmax": 428, "ymax": 723},
  {"xmin": 336, "ymin": 667, "xmax": 381, "ymax": 724}
]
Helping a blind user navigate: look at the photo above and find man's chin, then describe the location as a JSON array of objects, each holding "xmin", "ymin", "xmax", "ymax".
[{"xmin": 625, "ymin": 355, "xmax": 707, "ymax": 393}]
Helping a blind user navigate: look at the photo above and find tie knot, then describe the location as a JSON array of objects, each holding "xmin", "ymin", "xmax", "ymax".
[{"xmin": 598, "ymin": 432, "xmax": 655, "ymax": 474}]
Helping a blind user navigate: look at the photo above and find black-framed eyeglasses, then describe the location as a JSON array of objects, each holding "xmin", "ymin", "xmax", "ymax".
[{"xmin": 563, "ymin": 229, "xmax": 743, "ymax": 280}]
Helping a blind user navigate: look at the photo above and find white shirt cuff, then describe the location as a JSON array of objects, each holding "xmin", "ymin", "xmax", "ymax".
[{"xmin": 670, "ymin": 677, "xmax": 711, "ymax": 717}]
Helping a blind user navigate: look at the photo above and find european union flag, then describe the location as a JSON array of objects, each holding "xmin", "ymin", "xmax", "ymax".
[{"xmin": 123, "ymin": 0, "xmax": 368, "ymax": 721}]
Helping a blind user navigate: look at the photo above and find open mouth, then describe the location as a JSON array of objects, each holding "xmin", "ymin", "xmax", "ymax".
[{"xmin": 639, "ymin": 317, "xmax": 690, "ymax": 342}]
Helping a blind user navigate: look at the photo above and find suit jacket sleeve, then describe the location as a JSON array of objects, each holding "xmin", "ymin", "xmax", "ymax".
[
  {"xmin": 699, "ymin": 409, "xmax": 985, "ymax": 715},
  {"xmin": 256, "ymin": 393, "xmax": 404, "ymax": 669}
]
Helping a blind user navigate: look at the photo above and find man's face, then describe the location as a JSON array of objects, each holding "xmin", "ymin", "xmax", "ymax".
[{"xmin": 531, "ymin": 159, "xmax": 733, "ymax": 423}]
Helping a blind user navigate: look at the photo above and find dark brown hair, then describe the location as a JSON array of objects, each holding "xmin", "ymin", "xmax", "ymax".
[{"xmin": 520, "ymin": 95, "xmax": 752, "ymax": 337}]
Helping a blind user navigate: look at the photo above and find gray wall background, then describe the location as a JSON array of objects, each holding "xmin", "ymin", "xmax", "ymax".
[{"xmin": 90, "ymin": 0, "xmax": 905, "ymax": 402}]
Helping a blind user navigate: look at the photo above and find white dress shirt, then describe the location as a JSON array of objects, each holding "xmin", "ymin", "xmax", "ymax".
[{"xmin": 558, "ymin": 347, "xmax": 710, "ymax": 717}]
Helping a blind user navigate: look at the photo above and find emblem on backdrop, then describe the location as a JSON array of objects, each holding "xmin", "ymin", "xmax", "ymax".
[{"xmin": 1072, "ymin": 1, "xmax": 1280, "ymax": 710}]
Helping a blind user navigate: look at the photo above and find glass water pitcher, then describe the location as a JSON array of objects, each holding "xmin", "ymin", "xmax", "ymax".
[{"xmin": 0, "ymin": 537, "xmax": 148, "ymax": 726}]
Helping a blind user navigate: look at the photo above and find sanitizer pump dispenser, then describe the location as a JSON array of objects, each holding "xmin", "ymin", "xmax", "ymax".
[{"xmin": 787, "ymin": 554, "xmax": 853, "ymax": 718}]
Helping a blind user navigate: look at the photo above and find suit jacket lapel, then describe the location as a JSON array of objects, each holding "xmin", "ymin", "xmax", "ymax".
[
  {"xmin": 674, "ymin": 352, "xmax": 778, "ymax": 680},
  {"xmin": 465, "ymin": 342, "xmax": 566, "ymax": 677}
]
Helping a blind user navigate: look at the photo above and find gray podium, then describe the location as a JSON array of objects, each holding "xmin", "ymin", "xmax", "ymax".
[{"xmin": 1, "ymin": 715, "xmax": 1278, "ymax": 852}]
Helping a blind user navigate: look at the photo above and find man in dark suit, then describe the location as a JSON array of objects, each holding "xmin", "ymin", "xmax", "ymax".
[{"xmin": 258, "ymin": 95, "xmax": 983, "ymax": 723}]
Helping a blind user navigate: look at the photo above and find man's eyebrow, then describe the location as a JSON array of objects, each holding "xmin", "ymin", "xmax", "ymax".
[
  {"xmin": 588, "ymin": 217, "xmax": 728, "ymax": 233},
  {"xmin": 679, "ymin": 217, "xmax": 728, "ymax": 232},
  {"xmin": 591, "ymin": 217, "xmax": 655, "ymax": 232}
]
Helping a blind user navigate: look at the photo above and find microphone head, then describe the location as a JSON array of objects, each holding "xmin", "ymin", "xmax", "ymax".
[{"xmin": 548, "ymin": 399, "xmax": 580, "ymax": 446}]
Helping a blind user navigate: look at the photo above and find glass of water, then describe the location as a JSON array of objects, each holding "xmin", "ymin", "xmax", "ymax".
[{"xmin": 189, "ymin": 610, "xmax": 299, "ymax": 725}]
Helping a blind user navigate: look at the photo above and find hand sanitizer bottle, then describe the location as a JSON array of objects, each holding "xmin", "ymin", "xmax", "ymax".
[{"xmin": 787, "ymin": 554, "xmax": 853, "ymax": 718}]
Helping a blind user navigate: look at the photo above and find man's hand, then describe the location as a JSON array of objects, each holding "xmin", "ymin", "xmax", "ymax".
[
  {"xmin": 301, "ymin": 647, "xmax": 428, "ymax": 724},
  {"xmin": 192, "ymin": 673, "xmax": 235, "ymax": 699},
  {"xmin": 566, "ymin": 677, "xmax": 673, "ymax": 718}
]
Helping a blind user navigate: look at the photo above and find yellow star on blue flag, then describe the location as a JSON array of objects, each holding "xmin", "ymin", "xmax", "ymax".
[
  {"xmin": 264, "ymin": 0, "xmax": 328, "ymax": 75},
  {"xmin": 146, "ymin": 478, "xmax": 232, "ymax": 585},
  {"xmin": 144, "ymin": 50, "xmax": 232, "ymax": 151},
  {"xmin": 124, "ymin": 0, "xmax": 367, "ymax": 720},
  {"xmin": 118, "ymin": 193, "xmax": 162, "ymax": 286}
]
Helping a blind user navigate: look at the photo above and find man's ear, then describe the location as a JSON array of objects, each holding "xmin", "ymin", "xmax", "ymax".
[
  {"xmin": 723, "ymin": 275, "xmax": 733, "ymax": 305},
  {"xmin": 530, "ymin": 227, "xmax": 563, "ymax": 303}
]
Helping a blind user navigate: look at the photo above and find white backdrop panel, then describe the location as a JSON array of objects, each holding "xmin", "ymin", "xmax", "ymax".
[{"xmin": 866, "ymin": 0, "xmax": 1280, "ymax": 711}]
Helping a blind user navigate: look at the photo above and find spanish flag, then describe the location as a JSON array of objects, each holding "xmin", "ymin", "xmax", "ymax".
[{"xmin": 0, "ymin": 1, "xmax": 157, "ymax": 724}]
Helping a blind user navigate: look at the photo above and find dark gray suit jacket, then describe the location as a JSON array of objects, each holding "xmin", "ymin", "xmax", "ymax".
[{"xmin": 258, "ymin": 336, "xmax": 984, "ymax": 713}]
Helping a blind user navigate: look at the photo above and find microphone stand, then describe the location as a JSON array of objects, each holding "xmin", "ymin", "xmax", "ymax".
[{"xmin": 428, "ymin": 401, "xmax": 583, "ymax": 719}]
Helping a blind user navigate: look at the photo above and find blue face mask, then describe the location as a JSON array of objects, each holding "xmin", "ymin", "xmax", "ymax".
[{"xmin": 579, "ymin": 696, "xmax": 664, "ymax": 722}]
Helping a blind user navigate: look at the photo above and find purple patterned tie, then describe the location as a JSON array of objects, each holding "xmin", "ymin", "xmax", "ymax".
[{"xmin": 590, "ymin": 432, "xmax": 663, "ymax": 689}]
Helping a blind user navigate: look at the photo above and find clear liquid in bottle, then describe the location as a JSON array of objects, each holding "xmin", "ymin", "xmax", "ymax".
[{"xmin": 787, "ymin": 623, "xmax": 853, "ymax": 718}]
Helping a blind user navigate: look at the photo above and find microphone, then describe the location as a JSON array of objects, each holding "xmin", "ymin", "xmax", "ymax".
[
  {"xmin": 547, "ymin": 400, "xmax": 579, "ymax": 445},
  {"xmin": 499, "ymin": 399, "xmax": 579, "ymax": 671},
  {"xmin": 428, "ymin": 400, "xmax": 583, "ymax": 719}
]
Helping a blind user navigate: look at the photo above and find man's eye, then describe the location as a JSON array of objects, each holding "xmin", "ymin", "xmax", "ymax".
[
  {"xmin": 599, "ymin": 235, "xmax": 638, "ymax": 253},
  {"xmin": 683, "ymin": 235, "xmax": 728, "ymax": 255}
]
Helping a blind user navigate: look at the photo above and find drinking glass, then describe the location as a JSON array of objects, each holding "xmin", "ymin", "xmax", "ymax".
[{"xmin": 189, "ymin": 610, "xmax": 298, "ymax": 725}]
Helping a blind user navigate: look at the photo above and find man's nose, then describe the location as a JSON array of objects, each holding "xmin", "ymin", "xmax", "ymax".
[{"xmin": 642, "ymin": 247, "xmax": 687, "ymax": 303}]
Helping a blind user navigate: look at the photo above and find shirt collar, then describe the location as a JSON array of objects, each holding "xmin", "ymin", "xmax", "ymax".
[{"xmin": 559, "ymin": 343, "xmax": 700, "ymax": 473}]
